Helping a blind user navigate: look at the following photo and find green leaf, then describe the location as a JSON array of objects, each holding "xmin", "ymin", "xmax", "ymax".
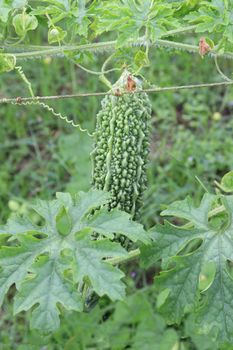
[
  {"xmin": 161, "ymin": 193, "xmax": 215, "ymax": 228},
  {"xmin": 134, "ymin": 50, "xmax": 149, "ymax": 69},
  {"xmin": 73, "ymin": 238, "xmax": 127, "ymax": 300},
  {"xmin": 86, "ymin": 208, "xmax": 150, "ymax": 244},
  {"xmin": 185, "ymin": 314, "xmax": 220, "ymax": 350},
  {"xmin": 0, "ymin": 6, "xmax": 12, "ymax": 23},
  {"xmin": 0, "ymin": 54, "xmax": 16, "ymax": 73},
  {"xmin": 48, "ymin": 26, "xmax": 67, "ymax": 44},
  {"xmin": 220, "ymin": 170, "xmax": 233, "ymax": 193},
  {"xmin": 0, "ymin": 189, "xmax": 147, "ymax": 332},
  {"xmin": 140, "ymin": 223, "xmax": 202, "ymax": 268},
  {"xmin": 30, "ymin": 0, "xmax": 93, "ymax": 38},
  {"xmin": 141, "ymin": 193, "xmax": 233, "ymax": 343},
  {"xmin": 0, "ymin": 236, "xmax": 43, "ymax": 305},
  {"xmin": 131, "ymin": 296, "xmax": 179, "ymax": 350},
  {"xmin": 102, "ymin": 292, "xmax": 179, "ymax": 350},
  {"xmin": 14, "ymin": 256, "xmax": 82, "ymax": 333},
  {"xmin": 92, "ymin": 0, "xmax": 177, "ymax": 46},
  {"xmin": 72, "ymin": 0, "xmax": 91, "ymax": 37},
  {"xmin": 184, "ymin": 2, "xmax": 233, "ymax": 52},
  {"xmin": 13, "ymin": 12, "xmax": 38, "ymax": 38},
  {"xmin": 133, "ymin": 327, "xmax": 178, "ymax": 350},
  {"xmin": 205, "ymin": 37, "xmax": 215, "ymax": 49},
  {"xmin": 156, "ymin": 250, "xmax": 203, "ymax": 322},
  {"xmin": 0, "ymin": 0, "xmax": 27, "ymax": 22}
]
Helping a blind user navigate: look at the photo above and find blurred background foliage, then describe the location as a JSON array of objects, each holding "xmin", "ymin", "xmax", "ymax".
[{"xmin": 1, "ymin": 36, "xmax": 233, "ymax": 349}]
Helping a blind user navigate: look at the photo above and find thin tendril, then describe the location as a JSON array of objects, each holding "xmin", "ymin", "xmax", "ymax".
[
  {"xmin": 2, "ymin": 80, "xmax": 232, "ymax": 135},
  {"xmin": 15, "ymin": 66, "xmax": 34, "ymax": 97},
  {"xmin": 11, "ymin": 99, "xmax": 94, "ymax": 137},
  {"xmin": 67, "ymin": 56, "xmax": 121, "ymax": 76},
  {"xmin": 214, "ymin": 56, "xmax": 233, "ymax": 82}
]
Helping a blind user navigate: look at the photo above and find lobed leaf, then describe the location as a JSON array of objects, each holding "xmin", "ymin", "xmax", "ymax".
[
  {"xmin": 141, "ymin": 193, "xmax": 233, "ymax": 343},
  {"xmin": 0, "ymin": 189, "xmax": 148, "ymax": 332}
]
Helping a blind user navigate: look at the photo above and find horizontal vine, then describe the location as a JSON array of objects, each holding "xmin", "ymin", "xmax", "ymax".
[
  {"xmin": 2, "ymin": 37, "xmax": 233, "ymax": 61},
  {"xmin": 1, "ymin": 81, "xmax": 232, "ymax": 105}
]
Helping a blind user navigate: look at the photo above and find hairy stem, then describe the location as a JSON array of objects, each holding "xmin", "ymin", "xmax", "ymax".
[{"xmin": 3, "ymin": 37, "xmax": 233, "ymax": 60}]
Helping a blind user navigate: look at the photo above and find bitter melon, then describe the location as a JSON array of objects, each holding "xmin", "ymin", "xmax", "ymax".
[{"xmin": 92, "ymin": 70, "xmax": 151, "ymax": 219}]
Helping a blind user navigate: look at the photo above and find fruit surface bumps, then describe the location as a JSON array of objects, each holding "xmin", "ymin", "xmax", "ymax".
[{"xmin": 92, "ymin": 72, "xmax": 151, "ymax": 218}]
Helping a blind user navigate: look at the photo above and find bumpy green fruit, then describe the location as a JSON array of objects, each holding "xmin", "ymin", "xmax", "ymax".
[{"xmin": 92, "ymin": 71, "xmax": 151, "ymax": 219}]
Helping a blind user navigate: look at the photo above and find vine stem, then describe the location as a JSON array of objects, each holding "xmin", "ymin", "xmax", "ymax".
[
  {"xmin": 1, "ymin": 81, "xmax": 233, "ymax": 104},
  {"xmin": 67, "ymin": 56, "xmax": 121, "ymax": 77},
  {"xmin": 1, "ymin": 25, "xmax": 196, "ymax": 55},
  {"xmin": 2, "ymin": 26, "xmax": 196, "ymax": 59},
  {"xmin": 3, "ymin": 37, "xmax": 233, "ymax": 61},
  {"xmin": 99, "ymin": 53, "xmax": 116, "ymax": 88}
]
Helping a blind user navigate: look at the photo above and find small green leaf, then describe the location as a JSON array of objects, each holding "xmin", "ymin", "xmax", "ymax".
[
  {"xmin": 0, "ymin": 54, "xmax": 16, "ymax": 73},
  {"xmin": 220, "ymin": 170, "xmax": 233, "ymax": 193},
  {"xmin": 134, "ymin": 50, "xmax": 149, "ymax": 68},
  {"xmin": 205, "ymin": 37, "xmax": 215, "ymax": 49},
  {"xmin": 156, "ymin": 288, "xmax": 170, "ymax": 309},
  {"xmin": 13, "ymin": 13, "xmax": 38, "ymax": 38},
  {"xmin": 48, "ymin": 26, "xmax": 67, "ymax": 44}
]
